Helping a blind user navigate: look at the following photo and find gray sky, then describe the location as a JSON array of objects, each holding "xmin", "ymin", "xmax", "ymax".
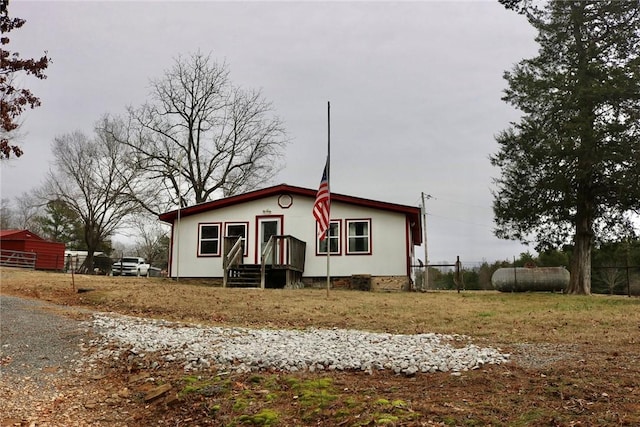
[{"xmin": 1, "ymin": 0, "xmax": 540, "ymax": 264}]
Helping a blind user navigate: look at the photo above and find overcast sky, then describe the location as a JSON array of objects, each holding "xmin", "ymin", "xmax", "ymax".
[{"xmin": 1, "ymin": 0, "xmax": 541, "ymax": 264}]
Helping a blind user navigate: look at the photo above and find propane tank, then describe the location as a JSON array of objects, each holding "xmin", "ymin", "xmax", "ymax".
[{"xmin": 491, "ymin": 267, "xmax": 569, "ymax": 292}]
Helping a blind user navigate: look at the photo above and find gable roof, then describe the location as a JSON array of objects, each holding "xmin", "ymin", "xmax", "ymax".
[
  {"xmin": 158, "ymin": 184, "xmax": 423, "ymax": 245},
  {"xmin": 0, "ymin": 229, "xmax": 45, "ymax": 241}
]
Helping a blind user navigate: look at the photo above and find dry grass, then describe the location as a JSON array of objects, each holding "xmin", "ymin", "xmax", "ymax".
[
  {"xmin": 2, "ymin": 267, "xmax": 640, "ymax": 426},
  {"xmin": 2, "ymin": 268, "xmax": 638, "ymax": 345}
]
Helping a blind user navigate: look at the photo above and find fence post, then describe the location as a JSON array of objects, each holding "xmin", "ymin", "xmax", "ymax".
[
  {"xmin": 626, "ymin": 251, "xmax": 631, "ymax": 298},
  {"xmin": 455, "ymin": 256, "xmax": 462, "ymax": 293}
]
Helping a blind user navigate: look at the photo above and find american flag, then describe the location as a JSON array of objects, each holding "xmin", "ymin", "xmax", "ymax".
[{"xmin": 313, "ymin": 160, "xmax": 330, "ymax": 240}]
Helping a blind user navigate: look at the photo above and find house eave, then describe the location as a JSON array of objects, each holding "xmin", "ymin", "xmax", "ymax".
[{"xmin": 159, "ymin": 184, "xmax": 423, "ymax": 245}]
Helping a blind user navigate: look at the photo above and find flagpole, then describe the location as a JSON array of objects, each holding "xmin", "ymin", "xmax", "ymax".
[{"xmin": 326, "ymin": 101, "xmax": 331, "ymax": 298}]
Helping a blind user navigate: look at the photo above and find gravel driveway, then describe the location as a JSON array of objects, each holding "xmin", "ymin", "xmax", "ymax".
[
  {"xmin": 0, "ymin": 295, "xmax": 93, "ymax": 425},
  {"xmin": 1, "ymin": 295, "xmax": 91, "ymax": 376}
]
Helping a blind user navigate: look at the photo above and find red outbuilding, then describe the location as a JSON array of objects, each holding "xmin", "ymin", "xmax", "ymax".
[{"xmin": 0, "ymin": 229, "xmax": 66, "ymax": 270}]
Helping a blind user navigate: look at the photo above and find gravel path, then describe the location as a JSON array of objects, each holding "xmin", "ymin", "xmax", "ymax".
[
  {"xmin": 1, "ymin": 295, "xmax": 94, "ymax": 425},
  {"xmin": 1, "ymin": 295, "xmax": 90, "ymax": 380}
]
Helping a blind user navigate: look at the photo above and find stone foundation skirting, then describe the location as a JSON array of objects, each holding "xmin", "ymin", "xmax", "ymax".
[{"xmin": 302, "ymin": 275, "xmax": 410, "ymax": 292}]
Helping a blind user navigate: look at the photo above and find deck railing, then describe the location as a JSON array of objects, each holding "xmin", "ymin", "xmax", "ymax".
[
  {"xmin": 260, "ymin": 235, "xmax": 306, "ymax": 289},
  {"xmin": 223, "ymin": 236, "xmax": 245, "ymax": 288}
]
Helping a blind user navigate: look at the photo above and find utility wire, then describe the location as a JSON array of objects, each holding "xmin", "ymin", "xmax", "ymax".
[
  {"xmin": 417, "ymin": 193, "xmax": 496, "ymax": 230},
  {"xmin": 422, "ymin": 193, "xmax": 493, "ymax": 211},
  {"xmin": 426, "ymin": 212, "xmax": 496, "ymax": 230}
]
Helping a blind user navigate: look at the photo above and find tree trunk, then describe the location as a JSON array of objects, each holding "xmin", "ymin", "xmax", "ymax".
[
  {"xmin": 567, "ymin": 204, "xmax": 593, "ymax": 295},
  {"xmin": 81, "ymin": 227, "xmax": 98, "ymax": 274},
  {"xmin": 80, "ymin": 250, "xmax": 95, "ymax": 275},
  {"xmin": 568, "ymin": 235, "xmax": 591, "ymax": 294}
]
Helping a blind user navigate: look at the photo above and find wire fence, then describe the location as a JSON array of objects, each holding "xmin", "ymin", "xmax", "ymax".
[
  {"xmin": 592, "ymin": 265, "xmax": 640, "ymax": 296},
  {"xmin": 413, "ymin": 260, "xmax": 640, "ymax": 296}
]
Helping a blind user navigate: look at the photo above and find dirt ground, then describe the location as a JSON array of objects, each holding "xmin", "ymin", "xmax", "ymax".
[{"xmin": 1, "ymin": 268, "xmax": 640, "ymax": 426}]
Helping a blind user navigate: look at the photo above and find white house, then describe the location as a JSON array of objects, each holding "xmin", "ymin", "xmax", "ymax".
[{"xmin": 158, "ymin": 184, "xmax": 422, "ymax": 290}]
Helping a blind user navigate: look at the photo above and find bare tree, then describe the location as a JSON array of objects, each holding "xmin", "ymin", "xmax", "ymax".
[
  {"xmin": 129, "ymin": 215, "xmax": 170, "ymax": 268},
  {"xmin": 0, "ymin": 198, "xmax": 14, "ymax": 228},
  {"xmin": 0, "ymin": 193, "xmax": 45, "ymax": 232},
  {"xmin": 45, "ymin": 125, "xmax": 142, "ymax": 272},
  {"xmin": 595, "ymin": 268, "xmax": 625, "ymax": 295},
  {"xmin": 12, "ymin": 192, "xmax": 44, "ymax": 233},
  {"xmin": 110, "ymin": 240, "xmax": 133, "ymax": 261},
  {"xmin": 102, "ymin": 52, "xmax": 287, "ymax": 213}
]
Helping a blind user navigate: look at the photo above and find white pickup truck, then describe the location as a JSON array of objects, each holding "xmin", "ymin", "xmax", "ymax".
[{"xmin": 112, "ymin": 257, "xmax": 160, "ymax": 277}]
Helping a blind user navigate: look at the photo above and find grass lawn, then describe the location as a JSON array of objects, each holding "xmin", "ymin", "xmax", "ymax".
[{"xmin": 2, "ymin": 267, "xmax": 640, "ymax": 426}]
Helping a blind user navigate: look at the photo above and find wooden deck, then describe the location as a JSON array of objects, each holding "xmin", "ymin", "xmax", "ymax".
[{"xmin": 223, "ymin": 235, "xmax": 306, "ymax": 288}]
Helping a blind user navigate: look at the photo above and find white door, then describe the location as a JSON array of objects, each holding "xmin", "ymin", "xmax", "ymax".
[{"xmin": 258, "ymin": 217, "xmax": 282, "ymax": 264}]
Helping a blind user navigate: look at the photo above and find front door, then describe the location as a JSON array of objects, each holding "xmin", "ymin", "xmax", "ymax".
[{"xmin": 257, "ymin": 216, "xmax": 282, "ymax": 264}]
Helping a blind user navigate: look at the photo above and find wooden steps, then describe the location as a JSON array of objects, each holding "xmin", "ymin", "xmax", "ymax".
[{"xmin": 226, "ymin": 264, "xmax": 263, "ymax": 288}]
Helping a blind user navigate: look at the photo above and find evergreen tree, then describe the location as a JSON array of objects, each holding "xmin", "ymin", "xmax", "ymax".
[
  {"xmin": 36, "ymin": 199, "xmax": 84, "ymax": 247},
  {"xmin": 537, "ymin": 249, "xmax": 570, "ymax": 268},
  {"xmin": 492, "ymin": 1, "xmax": 640, "ymax": 294}
]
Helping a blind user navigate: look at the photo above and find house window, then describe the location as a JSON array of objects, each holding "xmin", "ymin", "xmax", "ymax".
[
  {"xmin": 317, "ymin": 221, "xmax": 341, "ymax": 255},
  {"xmin": 225, "ymin": 222, "xmax": 248, "ymax": 256},
  {"xmin": 346, "ymin": 219, "xmax": 371, "ymax": 255},
  {"xmin": 198, "ymin": 223, "xmax": 221, "ymax": 256}
]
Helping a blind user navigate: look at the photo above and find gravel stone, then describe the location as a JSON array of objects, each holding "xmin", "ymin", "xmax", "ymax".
[{"xmin": 88, "ymin": 312, "xmax": 510, "ymax": 375}]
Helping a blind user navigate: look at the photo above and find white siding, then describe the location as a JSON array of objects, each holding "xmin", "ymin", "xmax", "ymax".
[{"xmin": 170, "ymin": 194, "xmax": 410, "ymax": 278}]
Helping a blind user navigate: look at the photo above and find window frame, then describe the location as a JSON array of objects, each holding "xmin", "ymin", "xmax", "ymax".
[
  {"xmin": 197, "ymin": 222, "xmax": 222, "ymax": 257},
  {"xmin": 345, "ymin": 218, "xmax": 372, "ymax": 255},
  {"xmin": 224, "ymin": 221, "xmax": 249, "ymax": 257},
  {"xmin": 316, "ymin": 220, "xmax": 342, "ymax": 256}
]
